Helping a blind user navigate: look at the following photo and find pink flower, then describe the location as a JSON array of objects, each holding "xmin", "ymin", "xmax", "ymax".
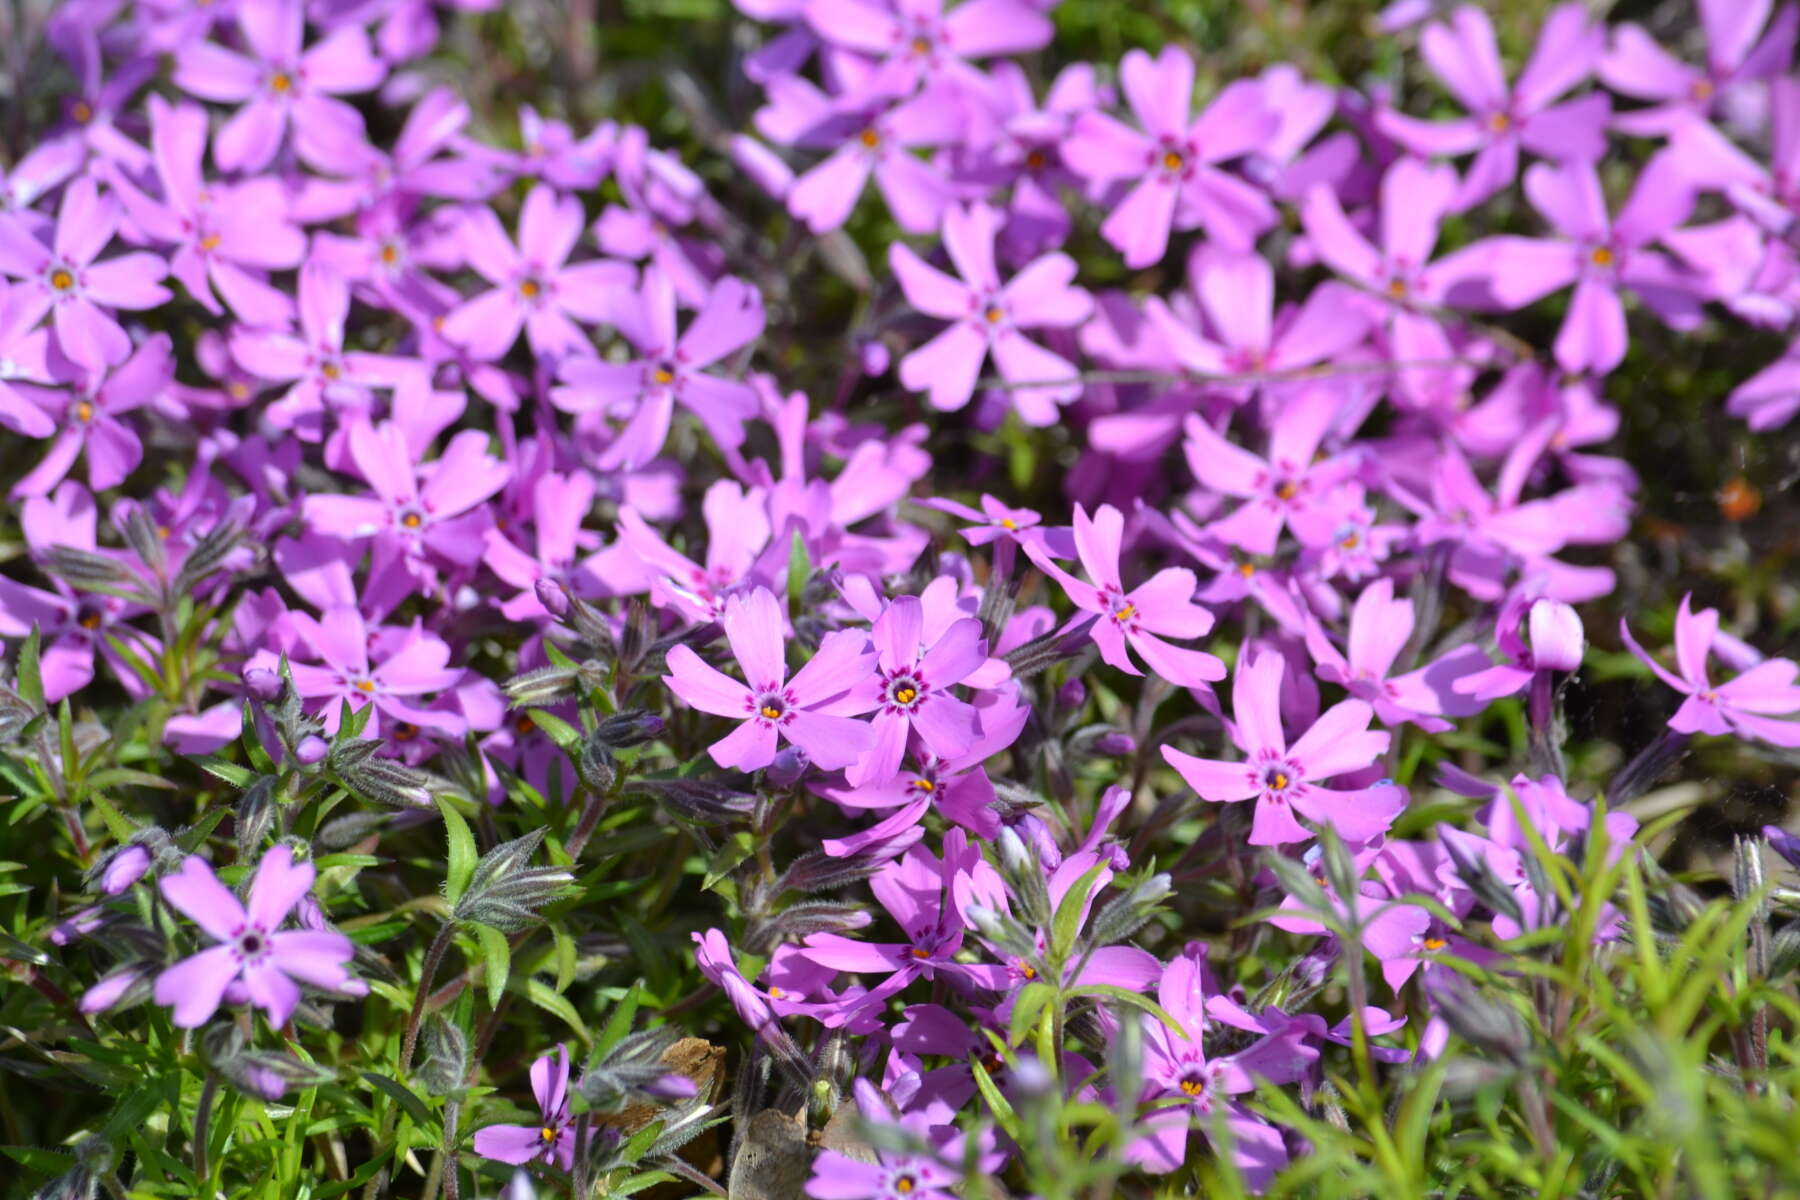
[
  {"xmin": 12, "ymin": 332, "xmax": 172, "ymax": 497},
  {"xmin": 172, "ymin": 0, "xmax": 386, "ymax": 173},
  {"xmin": 1377, "ymin": 4, "xmax": 1610, "ymax": 210},
  {"xmin": 1028, "ymin": 503, "xmax": 1226, "ymax": 688},
  {"xmin": 663, "ymin": 586, "xmax": 876, "ymax": 771},
  {"xmin": 473, "ymin": 1046, "xmax": 577, "ymax": 1170},
  {"xmin": 848, "ymin": 594, "xmax": 990, "ymax": 787},
  {"xmin": 1161, "ymin": 648, "xmax": 1401, "ymax": 845},
  {"xmin": 890, "ymin": 201, "xmax": 1090, "ymax": 422},
  {"xmin": 552, "ymin": 269, "xmax": 765, "ymax": 469},
  {"xmin": 1621, "ymin": 594, "xmax": 1800, "ymax": 746},
  {"xmin": 1182, "ymin": 388, "xmax": 1359, "ymax": 556},
  {"xmin": 152, "ymin": 846, "xmax": 362, "ymax": 1028},
  {"xmin": 441, "ymin": 184, "xmax": 635, "ymax": 361},
  {"xmin": 0, "ymin": 176, "xmax": 170, "ymax": 371},
  {"xmin": 1063, "ymin": 46, "xmax": 1278, "ymax": 267}
]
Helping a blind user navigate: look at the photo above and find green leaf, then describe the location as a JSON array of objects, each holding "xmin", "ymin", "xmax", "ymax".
[
  {"xmin": 15, "ymin": 625, "xmax": 44, "ymax": 713},
  {"xmin": 362, "ymin": 1071, "xmax": 436, "ymax": 1131},
  {"xmin": 786, "ymin": 528, "xmax": 810, "ymax": 607},
  {"xmin": 524, "ymin": 977, "xmax": 591, "ymax": 1044},
  {"xmin": 526, "ymin": 707, "xmax": 582, "ymax": 751},
  {"xmin": 1049, "ymin": 860, "xmax": 1111, "ymax": 962},
  {"xmin": 474, "ymin": 922, "xmax": 511, "ymax": 1009},
  {"xmin": 969, "ymin": 1058, "xmax": 1023, "ymax": 1143},
  {"xmin": 86, "ymin": 790, "xmax": 138, "ymax": 843},
  {"xmin": 0, "ymin": 931, "xmax": 48, "ymax": 965},
  {"xmin": 191, "ymin": 754, "xmax": 256, "ymax": 789},
  {"xmin": 438, "ymin": 796, "xmax": 477, "ymax": 907},
  {"xmin": 1068, "ymin": 983, "xmax": 1186, "ymax": 1035},
  {"xmin": 702, "ymin": 830, "xmax": 756, "ymax": 892},
  {"xmin": 1008, "ymin": 981, "xmax": 1056, "ymax": 1048}
]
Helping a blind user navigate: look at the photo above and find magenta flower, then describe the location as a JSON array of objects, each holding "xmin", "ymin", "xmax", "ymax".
[
  {"xmin": 266, "ymin": 605, "xmax": 466, "ymax": 736},
  {"xmin": 848, "ymin": 595, "xmax": 988, "ymax": 787},
  {"xmin": 303, "ymin": 417, "xmax": 510, "ymax": 578},
  {"xmin": 616, "ymin": 481, "xmax": 777, "ymax": 623},
  {"xmin": 173, "ymin": 0, "xmax": 386, "ymax": 173},
  {"xmin": 109, "ymin": 95, "xmax": 306, "ymax": 325},
  {"xmin": 777, "ymin": 84, "xmax": 958, "ymax": 234},
  {"xmin": 229, "ymin": 262, "xmax": 412, "ymax": 439},
  {"xmin": 1182, "ymin": 389, "xmax": 1358, "ymax": 556},
  {"xmin": 152, "ymin": 846, "xmax": 362, "ymax": 1028},
  {"xmin": 1598, "ymin": 0, "xmax": 1798, "ymax": 136},
  {"xmin": 802, "ymin": 0, "xmax": 1053, "ymax": 98},
  {"xmin": 12, "ymin": 332, "xmax": 172, "ymax": 497},
  {"xmin": 1062, "ymin": 46, "xmax": 1278, "ymax": 267},
  {"xmin": 1452, "ymin": 592, "xmax": 1585, "ymax": 702},
  {"xmin": 1162, "ymin": 648, "xmax": 1400, "ymax": 846},
  {"xmin": 890, "ymin": 201, "xmax": 1090, "ymax": 423},
  {"xmin": 1029, "ymin": 503, "xmax": 1225, "ymax": 688},
  {"xmin": 1730, "ymin": 345, "xmax": 1800, "ymax": 431},
  {"xmin": 552, "ymin": 269, "xmax": 765, "ymax": 469},
  {"xmin": 473, "ymin": 1046, "xmax": 576, "ymax": 1170},
  {"xmin": 1480, "ymin": 157, "xmax": 1703, "ymax": 374},
  {"xmin": 1146, "ymin": 249, "xmax": 1369, "ymax": 390},
  {"xmin": 663, "ymin": 587, "xmax": 876, "ymax": 771},
  {"xmin": 1377, "ymin": 4, "xmax": 1609, "ymax": 210},
  {"xmin": 0, "ymin": 176, "xmax": 170, "ymax": 371},
  {"xmin": 441, "ymin": 184, "xmax": 635, "ymax": 361},
  {"xmin": 1304, "ymin": 577, "xmax": 1489, "ymax": 730},
  {"xmin": 1621, "ymin": 594, "xmax": 1800, "ymax": 746},
  {"xmin": 1124, "ymin": 947, "xmax": 1317, "ymax": 1185}
]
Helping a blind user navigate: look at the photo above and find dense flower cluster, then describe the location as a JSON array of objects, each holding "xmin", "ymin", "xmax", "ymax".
[{"xmin": 6, "ymin": 0, "xmax": 1800, "ymax": 1194}]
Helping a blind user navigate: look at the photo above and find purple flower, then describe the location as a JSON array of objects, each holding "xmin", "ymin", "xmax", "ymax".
[
  {"xmin": 1063, "ymin": 46, "xmax": 1278, "ymax": 267},
  {"xmin": 441, "ymin": 184, "xmax": 635, "ymax": 362},
  {"xmin": 1377, "ymin": 4, "xmax": 1609, "ymax": 209},
  {"xmin": 1304, "ymin": 576, "xmax": 1489, "ymax": 729},
  {"xmin": 616, "ymin": 481, "xmax": 777, "ymax": 622},
  {"xmin": 848, "ymin": 594, "xmax": 989, "ymax": 787},
  {"xmin": 473, "ymin": 1046, "xmax": 576, "ymax": 1170},
  {"xmin": 12, "ymin": 332, "xmax": 172, "ymax": 497},
  {"xmin": 1452, "ymin": 592, "xmax": 1584, "ymax": 702},
  {"xmin": 890, "ymin": 201, "xmax": 1090, "ymax": 422},
  {"xmin": 1598, "ymin": 0, "xmax": 1798, "ymax": 136},
  {"xmin": 152, "ymin": 845, "xmax": 362, "ymax": 1028},
  {"xmin": 173, "ymin": 0, "xmax": 386, "ymax": 173},
  {"xmin": 805, "ymin": 1081, "xmax": 968, "ymax": 1199},
  {"xmin": 1182, "ymin": 389, "xmax": 1359, "ymax": 556},
  {"xmin": 0, "ymin": 176, "xmax": 171, "ymax": 371},
  {"xmin": 262, "ymin": 605, "xmax": 466, "ymax": 736},
  {"xmin": 1480, "ymin": 156, "xmax": 1703, "ymax": 374},
  {"xmin": 1162, "ymin": 647, "xmax": 1400, "ymax": 845},
  {"xmin": 1621, "ymin": 594, "xmax": 1800, "ymax": 746},
  {"xmin": 109, "ymin": 95, "xmax": 306, "ymax": 325},
  {"xmin": 778, "ymin": 87, "xmax": 958, "ymax": 234},
  {"xmin": 229, "ymin": 262, "xmax": 411, "ymax": 439},
  {"xmin": 802, "ymin": 0, "xmax": 1052, "ymax": 100},
  {"xmin": 552, "ymin": 269, "xmax": 764, "ymax": 468},
  {"xmin": 1124, "ymin": 947, "xmax": 1317, "ymax": 1186},
  {"xmin": 1029, "ymin": 503, "xmax": 1226, "ymax": 688},
  {"xmin": 663, "ymin": 586, "xmax": 876, "ymax": 771}
]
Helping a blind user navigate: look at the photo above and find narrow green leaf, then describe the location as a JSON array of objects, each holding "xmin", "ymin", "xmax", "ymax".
[
  {"xmin": 438, "ymin": 796, "xmax": 477, "ymax": 907},
  {"xmin": 1049, "ymin": 860, "xmax": 1111, "ymax": 962},
  {"xmin": 15, "ymin": 625, "xmax": 44, "ymax": 713},
  {"xmin": 1007, "ymin": 981, "xmax": 1055, "ymax": 1048},
  {"xmin": 362, "ymin": 1071, "xmax": 436, "ymax": 1131},
  {"xmin": 475, "ymin": 922, "xmax": 511, "ymax": 1009},
  {"xmin": 969, "ymin": 1058, "xmax": 1023, "ymax": 1142}
]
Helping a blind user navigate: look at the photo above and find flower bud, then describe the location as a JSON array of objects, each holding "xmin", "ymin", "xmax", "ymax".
[
  {"xmin": 535, "ymin": 577, "xmax": 571, "ymax": 619},
  {"xmin": 294, "ymin": 734, "xmax": 329, "ymax": 765},
  {"xmin": 453, "ymin": 829, "xmax": 574, "ymax": 932},
  {"xmin": 995, "ymin": 826, "xmax": 1052, "ymax": 928},
  {"xmin": 502, "ymin": 663, "xmax": 583, "ymax": 707},
  {"xmin": 95, "ymin": 843, "xmax": 152, "ymax": 895},
  {"xmin": 244, "ymin": 667, "xmax": 282, "ymax": 701},
  {"xmin": 1089, "ymin": 872, "xmax": 1172, "ymax": 946},
  {"xmin": 765, "ymin": 744, "xmax": 811, "ymax": 789},
  {"xmin": 595, "ymin": 709, "xmax": 665, "ymax": 748},
  {"xmin": 416, "ymin": 1015, "xmax": 468, "ymax": 1097},
  {"xmin": 1093, "ymin": 730, "xmax": 1135, "ymax": 756},
  {"xmin": 1055, "ymin": 679, "xmax": 1087, "ymax": 712},
  {"xmin": 1527, "ymin": 599, "xmax": 1583, "ymax": 672}
]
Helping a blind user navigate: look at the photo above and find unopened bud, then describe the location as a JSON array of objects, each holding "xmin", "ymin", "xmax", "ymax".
[
  {"xmin": 765, "ymin": 744, "xmax": 811, "ymax": 789},
  {"xmin": 453, "ymin": 829, "xmax": 574, "ymax": 932},
  {"xmin": 294, "ymin": 735, "xmax": 329, "ymax": 765},
  {"xmin": 244, "ymin": 667, "xmax": 282, "ymax": 701},
  {"xmin": 1527, "ymin": 599, "xmax": 1584, "ymax": 672},
  {"xmin": 1089, "ymin": 872, "xmax": 1172, "ymax": 946},
  {"xmin": 535, "ymin": 577, "xmax": 571, "ymax": 619}
]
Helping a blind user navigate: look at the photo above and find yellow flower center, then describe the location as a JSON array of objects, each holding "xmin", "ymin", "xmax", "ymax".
[
  {"xmin": 1000, "ymin": 518, "xmax": 1017, "ymax": 529},
  {"xmin": 1270, "ymin": 772, "xmax": 1289, "ymax": 791},
  {"xmin": 1114, "ymin": 603, "xmax": 1135, "ymax": 621},
  {"xmin": 514, "ymin": 715, "xmax": 535, "ymax": 734},
  {"xmin": 393, "ymin": 722, "xmax": 419, "ymax": 742},
  {"xmin": 859, "ymin": 128, "xmax": 880, "ymax": 148},
  {"xmin": 1162, "ymin": 149, "xmax": 1185, "ymax": 171},
  {"xmin": 913, "ymin": 778, "xmax": 934, "ymax": 792},
  {"xmin": 984, "ymin": 305, "xmax": 1003, "ymax": 323},
  {"xmin": 354, "ymin": 679, "xmax": 376, "ymax": 693},
  {"xmin": 1025, "ymin": 149, "xmax": 1047, "ymax": 170},
  {"xmin": 652, "ymin": 366, "xmax": 675, "ymax": 385},
  {"xmin": 1019, "ymin": 963, "xmax": 1036, "ymax": 979},
  {"xmin": 911, "ymin": 946, "xmax": 931, "ymax": 959},
  {"xmin": 380, "ymin": 244, "xmax": 399, "ymax": 265},
  {"xmin": 1386, "ymin": 278, "xmax": 1407, "ymax": 298},
  {"xmin": 401, "ymin": 511, "xmax": 423, "ymax": 528},
  {"xmin": 270, "ymin": 71, "xmax": 293, "ymax": 93},
  {"xmin": 73, "ymin": 101, "xmax": 93, "ymax": 123},
  {"xmin": 1275, "ymin": 480, "xmax": 1299, "ymax": 501},
  {"xmin": 1423, "ymin": 936, "xmax": 1447, "ymax": 951},
  {"xmin": 321, "ymin": 362, "xmax": 341, "ymax": 380},
  {"xmin": 895, "ymin": 686, "xmax": 918, "ymax": 704},
  {"xmin": 1237, "ymin": 562, "xmax": 1256, "ymax": 578},
  {"xmin": 1691, "ymin": 78, "xmax": 1715, "ymax": 102},
  {"xmin": 518, "ymin": 278, "xmax": 541, "ymax": 299},
  {"xmin": 200, "ymin": 233, "xmax": 222, "ymax": 251},
  {"xmin": 760, "ymin": 704, "xmax": 783, "ymax": 719},
  {"xmin": 74, "ymin": 399, "xmax": 94, "ymax": 423},
  {"xmin": 896, "ymin": 1180, "xmax": 914, "ymax": 1196},
  {"xmin": 1179, "ymin": 1078, "xmax": 1205, "ymax": 1096},
  {"xmin": 768, "ymin": 985, "xmax": 783, "ymax": 998},
  {"xmin": 539, "ymin": 1126, "xmax": 557, "ymax": 1143},
  {"xmin": 1487, "ymin": 112, "xmax": 1511, "ymax": 133},
  {"xmin": 1589, "ymin": 246, "xmax": 1614, "ymax": 267},
  {"xmin": 49, "ymin": 268, "xmax": 74, "ymax": 291},
  {"xmin": 79, "ymin": 609, "xmax": 103, "ymax": 630},
  {"xmin": 1341, "ymin": 532, "xmax": 1361, "ymax": 550},
  {"xmin": 910, "ymin": 36, "xmax": 930, "ymax": 54}
]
